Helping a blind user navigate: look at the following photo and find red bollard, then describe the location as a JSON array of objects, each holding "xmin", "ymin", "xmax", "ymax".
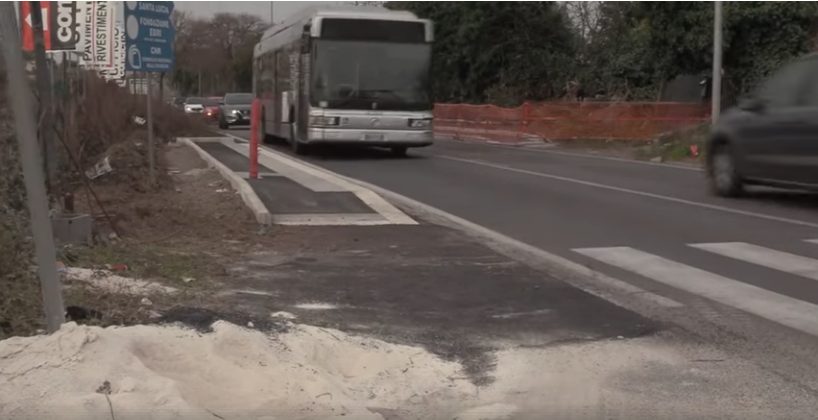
[{"xmin": 249, "ymin": 99, "xmax": 260, "ymax": 179}]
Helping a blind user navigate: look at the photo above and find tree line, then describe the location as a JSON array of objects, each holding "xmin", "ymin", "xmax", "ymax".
[
  {"xmin": 171, "ymin": 11, "xmax": 268, "ymax": 97},
  {"xmin": 390, "ymin": 1, "xmax": 818, "ymax": 106},
  {"xmin": 170, "ymin": 2, "xmax": 818, "ymax": 105}
]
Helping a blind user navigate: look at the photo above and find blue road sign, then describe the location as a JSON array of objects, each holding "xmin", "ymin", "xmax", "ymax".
[{"xmin": 124, "ymin": 1, "xmax": 175, "ymax": 72}]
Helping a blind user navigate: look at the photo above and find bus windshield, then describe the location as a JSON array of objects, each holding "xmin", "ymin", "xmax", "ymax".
[{"xmin": 311, "ymin": 40, "xmax": 431, "ymax": 111}]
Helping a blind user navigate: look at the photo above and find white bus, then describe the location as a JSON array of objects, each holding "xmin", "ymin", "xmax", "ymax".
[{"xmin": 253, "ymin": 7, "xmax": 434, "ymax": 155}]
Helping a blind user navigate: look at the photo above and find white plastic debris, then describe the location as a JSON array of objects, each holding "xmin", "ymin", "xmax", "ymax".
[
  {"xmin": 270, "ymin": 311, "xmax": 297, "ymax": 320},
  {"xmin": 133, "ymin": 116, "xmax": 147, "ymax": 126},
  {"xmin": 85, "ymin": 156, "xmax": 113, "ymax": 180}
]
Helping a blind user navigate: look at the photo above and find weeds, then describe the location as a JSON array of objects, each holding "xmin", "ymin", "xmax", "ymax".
[{"xmin": 65, "ymin": 242, "xmax": 219, "ymax": 288}]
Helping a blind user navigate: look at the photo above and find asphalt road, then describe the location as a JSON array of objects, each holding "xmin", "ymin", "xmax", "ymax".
[{"xmin": 227, "ymin": 129, "xmax": 818, "ymax": 340}]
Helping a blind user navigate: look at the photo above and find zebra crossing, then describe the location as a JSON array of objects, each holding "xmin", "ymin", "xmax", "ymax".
[{"xmin": 574, "ymin": 240, "xmax": 818, "ymax": 337}]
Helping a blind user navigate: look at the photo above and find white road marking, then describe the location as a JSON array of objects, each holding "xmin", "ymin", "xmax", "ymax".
[
  {"xmin": 439, "ymin": 155, "xmax": 818, "ymax": 229},
  {"xmin": 804, "ymin": 239, "xmax": 818, "ymax": 245},
  {"xmin": 491, "ymin": 309, "xmax": 552, "ymax": 319},
  {"xmin": 273, "ymin": 213, "xmax": 394, "ymax": 226},
  {"xmin": 574, "ymin": 246, "xmax": 818, "ymax": 337},
  {"xmin": 691, "ymin": 242, "xmax": 818, "ymax": 281},
  {"xmin": 439, "ymin": 137, "xmax": 703, "ymax": 171},
  {"xmin": 220, "ymin": 132, "xmax": 417, "ymax": 225}
]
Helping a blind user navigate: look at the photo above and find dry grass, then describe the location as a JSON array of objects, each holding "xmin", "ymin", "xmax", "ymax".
[{"xmin": 0, "ymin": 73, "xmax": 217, "ymax": 339}]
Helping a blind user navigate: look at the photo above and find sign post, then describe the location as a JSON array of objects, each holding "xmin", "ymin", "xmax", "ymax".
[{"xmin": 124, "ymin": 1, "xmax": 175, "ymax": 185}]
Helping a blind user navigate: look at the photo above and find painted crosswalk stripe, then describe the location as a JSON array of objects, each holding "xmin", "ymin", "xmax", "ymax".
[
  {"xmin": 690, "ymin": 242, "xmax": 818, "ymax": 281},
  {"xmin": 574, "ymin": 246, "xmax": 818, "ymax": 337},
  {"xmin": 804, "ymin": 239, "xmax": 818, "ymax": 245}
]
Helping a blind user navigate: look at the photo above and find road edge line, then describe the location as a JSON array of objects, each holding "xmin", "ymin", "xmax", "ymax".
[
  {"xmin": 179, "ymin": 137, "xmax": 272, "ymax": 225},
  {"xmin": 440, "ymin": 154, "xmax": 818, "ymax": 230},
  {"xmin": 437, "ymin": 136, "xmax": 704, "ymax": 171}
]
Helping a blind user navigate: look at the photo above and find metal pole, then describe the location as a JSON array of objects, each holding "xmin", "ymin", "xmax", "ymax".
[
  {"xmin": 270, "ymin": 2, "xmax": 274, "ymax": 24},
  {"xmin": 30, "ymin": 1, "xmax": 57, "ymax": 193},
  {"xmin": 711, "ymin": 1, "xmax": 723, "ymax": 124},
  {"xmin": 146, "ymin": 72, "xmax": 155, "ymax": 185},
  {"xmin": 0, "ymin": 2, "xmax": 65, "ymax": 332},
  {"xmin": 159, "ymin": 72, "xmax": 165, "ymax": 103}
]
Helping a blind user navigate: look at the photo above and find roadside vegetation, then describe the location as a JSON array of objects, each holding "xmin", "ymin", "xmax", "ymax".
[
  {"xmin": 390, "ymin": 2, "xmax": 818, "ymax": 106},
  {"xmin": 0, "ymin": 67, "xmax": 213, "ymax": 338}
]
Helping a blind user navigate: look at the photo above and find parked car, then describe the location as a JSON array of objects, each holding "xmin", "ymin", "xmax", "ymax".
[
  {"xmin": 218, "ymin": 93, "xmax": 253, "ymax": 129},
  {"xmin": 707, "ymin": 53, "xmax": 818, "ymax": 196},
  {"xmin": 183, "ymin": 97, "xmax": 206, "ymax": 114}
]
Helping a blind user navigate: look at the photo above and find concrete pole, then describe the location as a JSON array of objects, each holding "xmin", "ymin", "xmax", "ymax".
[
  {"xmin": 711, "ymin": 1, "xmax": 723, "ymax": 124},
  {"xmin": 0, "ymin": 1, "xmax": 65, "ymax": 332},
  {"xmin": 146, "ymin": 72, "xmax": 155, "ymax": 185},
  {"xmin": 30, "ymin": 1, "xmax": 57, "ymax": 193}
]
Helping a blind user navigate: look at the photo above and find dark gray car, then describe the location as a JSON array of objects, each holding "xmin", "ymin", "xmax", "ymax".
[
  {"xmin": 218, "ymin": 93, "xmax": 253, "ymax": 129},
  {"xmin": 707, "ymin": 54, "xmax": 818, "ymax": 196}
]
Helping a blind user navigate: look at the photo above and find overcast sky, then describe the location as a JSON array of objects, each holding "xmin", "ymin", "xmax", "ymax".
[{"xmin": 174, "ymin": 1, "xmax": 343, "ymax": 23}]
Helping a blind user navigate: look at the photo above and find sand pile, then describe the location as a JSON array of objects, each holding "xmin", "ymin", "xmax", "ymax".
[{"xmin": 0, "ymin": 321, "xmax": 475, "ymax": 420}]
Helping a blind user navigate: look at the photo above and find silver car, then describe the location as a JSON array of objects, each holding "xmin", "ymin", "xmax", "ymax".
[{"xmin": 183, "ymin": 97, "xmax": 206, "ymax": 114}]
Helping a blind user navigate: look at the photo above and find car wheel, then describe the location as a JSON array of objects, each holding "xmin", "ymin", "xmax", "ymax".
[
  {"xmin": 710, "ymin": 143, "xmax": 743, "ymax": 197},
  {"xmin": 218, "ymin": 118, "xmax": 229, "ymax": 130},
  {"xmin": 390, "ymin": 146, "xmax": 408, "ymax": 157}
]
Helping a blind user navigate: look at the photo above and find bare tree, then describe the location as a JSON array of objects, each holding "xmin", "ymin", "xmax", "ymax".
[
  {"xmin": 565, "ymin": 2, "xmax": 601, "ymax": 43},
  {"xmin": 172, "ymin": 12, "xmax": 267, "ymax": 95}
]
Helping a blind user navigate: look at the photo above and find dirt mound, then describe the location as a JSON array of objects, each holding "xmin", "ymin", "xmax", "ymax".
[{"xmin": 0, "ymin": 321, "xmax": 473, "ymax": 419}]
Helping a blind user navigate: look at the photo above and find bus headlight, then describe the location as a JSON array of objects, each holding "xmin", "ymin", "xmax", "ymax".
[
  {"xmin": 408, "ymin": 118, "xmax": 432, "ymax": 128},
  {"xmin": 308, "ymin": 116, "xmax": 340, "ymax": 127}
]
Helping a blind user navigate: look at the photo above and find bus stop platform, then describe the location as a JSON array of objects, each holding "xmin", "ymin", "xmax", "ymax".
[{"xmin": 180, "ymin": 137, "xmax": 416, "ymax": 226}]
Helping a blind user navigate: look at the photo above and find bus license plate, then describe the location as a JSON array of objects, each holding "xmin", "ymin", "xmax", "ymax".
[{"xmin": 364, "ymin": 133, "xmax": 385, "ymax": 141}]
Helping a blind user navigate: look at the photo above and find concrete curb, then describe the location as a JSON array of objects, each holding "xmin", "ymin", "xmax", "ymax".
[
  {"xmin": 219, "ymin": 132, "xmax": 417, "ymax": 225},
  {"xmin": 179, "ymin": 137, "xmax": 272, "ymax": 225}
]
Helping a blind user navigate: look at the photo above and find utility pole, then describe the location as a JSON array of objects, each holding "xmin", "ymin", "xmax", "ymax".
[
  {"xmin": 146, "ymin": 72, "xmax": 155, "ymax": 185},
  {"xmin": 0, "ymin": 1, "xmax": 65, "ymax": 332},
  {"xmin": 270, "ymin": 2, "xmax": 274, "ymax": 24},
  {"xmin": 159, "ymin": 72, "xmax": 165, "ymax": 103},
  {"xmin": 711, "ymin": 1, "xmax": 723, "ymax": 124},
  {"xmin": 30, "ymin": 1, "xmax": 57, "ymax": 193}
]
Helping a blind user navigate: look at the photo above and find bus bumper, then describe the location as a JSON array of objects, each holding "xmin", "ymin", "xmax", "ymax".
[{"xmin": 305, "ymin": 128, "xmax": 434, "ymax": 147}]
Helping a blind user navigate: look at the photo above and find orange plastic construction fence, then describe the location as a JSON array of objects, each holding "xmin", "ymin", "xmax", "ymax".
[{"xmin": 434, "ymin": 101, "xmax": 710, "ymax": 142}]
